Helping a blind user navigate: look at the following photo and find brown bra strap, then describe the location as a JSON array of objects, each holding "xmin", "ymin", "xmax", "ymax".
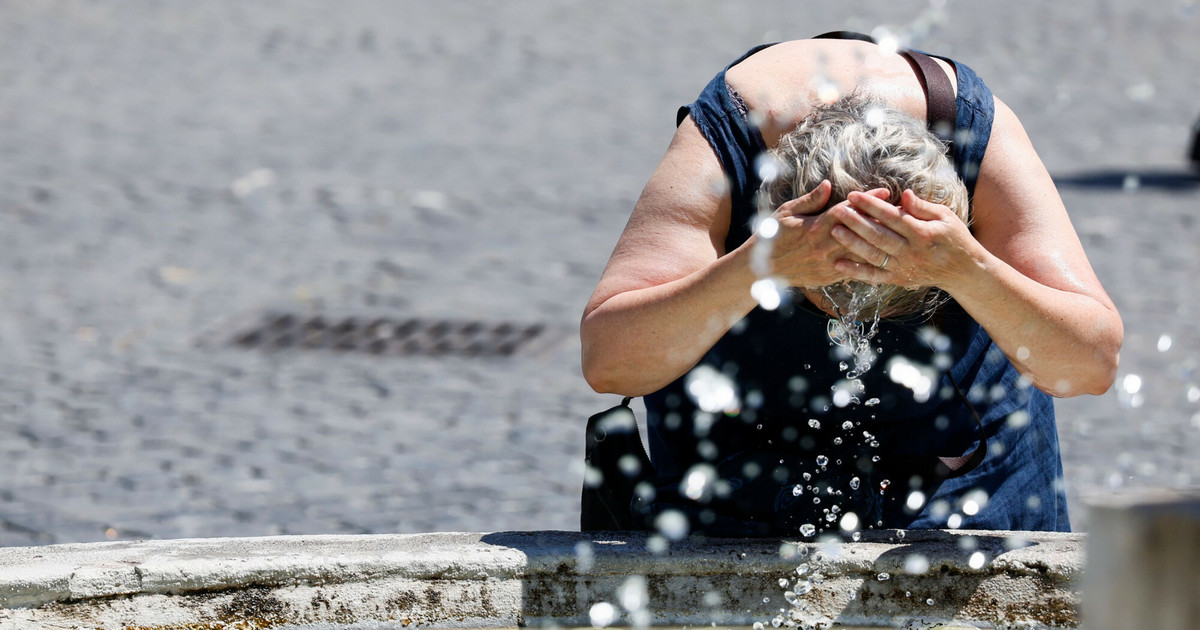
[{"xmin": 901, "ymin": 49, "xmax": 956, "ymax": 144}]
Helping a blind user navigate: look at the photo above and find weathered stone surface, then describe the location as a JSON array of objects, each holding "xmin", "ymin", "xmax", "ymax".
[{"xmin": 0, "ymin": 530, "xmax": 1082, "ymax": 629}]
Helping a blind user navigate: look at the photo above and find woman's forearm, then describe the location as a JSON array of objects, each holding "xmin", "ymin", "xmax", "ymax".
[
  {"xmin": 942, "ymin": 246, "xmax": 1123, "ymax": 397},
  {"xmin": 580, "ymin": 242, "xmax": 762, "ymax": 397}
]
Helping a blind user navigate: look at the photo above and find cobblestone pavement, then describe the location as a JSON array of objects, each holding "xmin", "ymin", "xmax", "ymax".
[{"xmin": 2, "ymin": 1, "xmax": 1199, "ymax": 546}]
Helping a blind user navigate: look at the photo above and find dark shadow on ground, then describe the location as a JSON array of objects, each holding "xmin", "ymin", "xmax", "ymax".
[{"xmin": 1052, "ymin": 168, "xmax": 1199, "ymax": 192}]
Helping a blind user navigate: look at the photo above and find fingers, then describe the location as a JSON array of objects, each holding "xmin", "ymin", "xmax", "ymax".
[
  {"xmin": 776, "ymin": 180, "xmax": 831, "ymax": 217},
  {"xmin": 834, "ymin": 195, "xmax": 909, "ymax": 254},
  {"xmin": 846, "ymin": 190, "xmax": 910, "ymax": 228},
  {"xmin": 830, "ymin": 222, "xmax": 893, "ymax": 267},
  {"xmin": 833, "ymin": 258, "xmax": 890, "ymax": 284},
  {"xmin": 900, "ymin": 189, "xmax": 945, "ymax": 220}
]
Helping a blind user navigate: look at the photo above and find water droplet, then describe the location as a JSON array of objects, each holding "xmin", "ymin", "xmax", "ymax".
[
  {"xmin": 968, "ymin": 551, "xmax": 986, "ymax": 569},
  {"xmin": 842, "ymin": 420, "xmax": 854, "ymax": 431},
  {"xmin": 589, "ymin": 602, "xmax": 617, "ymax": 628},
  {"xmin": 794, "ymin": 581, "xmax": 813, "ymax": 596},
  {"xmin": 808, "ymin": 418, "xmax": 821, "ymax": 429},
  {"xmin": 850, "ymin": 477, "xmax": 860, "ymax": 490},
  {"xmin": 754, "ymin": 623, "xmax": 765, "ymax": 630},
  {"xmin": 757, "ymin": 216, "xmax": 780, "ymax": 239},
  {"xmin": 231, "ymin": 168, "xmax": 278, "ymax": 198},
  {"xmin": 681, "ymin": 464, "xmax": 717, "ymax": 502},
  {"xmin": 864, "ymin": 106, "xmax": 887, "ymax": 127},
  {"xmin": 1122, "ymin": 174, "xmax": 1141, "ymax": 193},
  {"xmin": 816, "ymin": 81, "xmax": 840, "ymax": 104},
  {"xmin": 877, "ymin": 572, "xmax": 890, "ymax": 581},
  {"xmin": 812, "ymin": 496, "xmax": 821, "ymax": 504},
  {"xmin": 800, "ymin": 523, "xmax": 816, "ymax": 537},
  {"xmin": 869, "ymin": 440, "xmax": 879, "ymax": 448},
  {"xmin": 816, "ymin": 455, "xmax": 829, "ymax": 467},
  {"xmin": 825, "ymin": 512, "xmax": 837, "ymax": 522},
  {"xmin": 1158, "ymin": 334, "xmax": 1173, "ymax": 352},
  {"xmin": 778, "ymin": 578, "xmax": 789, "ymax": 588},
  {"xmin": 905, "ymin": 553, "xmax": 929, "ymax": 574},
  {"xmin": 926, "ymin": 598, "xmax": 935, "ymax": 606},
  {"xmin": 618, "ymin": 575, "xmax": 649, "ymax": 612},
  {"xmin": 792, "ymin": 484, "xmax": 804, "ymax": 496},
  {"xmin": 852, "ymin": 531, "xmax": 862, "ymax": 541},
  {"xmin": 751, "ymin": 278, "xmax": 785, "ymax": 311},
  {"xmin": 1126, "ymin": 81, "xmax": 1155, "ymax": 103},
  {"xmin": 872, "ymin": 455, "xmax": 880, "ymax": 462},
  {"xmin": 879, "ymin": 479, "xmax": 891, "ymax": 491},
  {"xmin": 833, "ymin": 437, "xmax": 843, "ymax": 445},
  {"xmin": 802, "ymin": 472, "xmax": 812, "ymax": 481},
  {"xmin": 654, "ymin": 510, "xmax": 690, "ymax": 541},
  {"xmin": 575, "ymin": 542, "xmax": 596, "ymax": 572},
  {"xmin": 865, "ymin": 397, "xmax": 880, "ymax": 406},
  {"xmin": 685, "ymin": 365, "xmax": 741, "ymax": 413},
  {"xmin": 872, "ymin": 26, "xmax": 900, "ymax": 55}
]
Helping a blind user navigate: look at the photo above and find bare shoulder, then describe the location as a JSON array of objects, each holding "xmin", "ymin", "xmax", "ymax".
[
  {"xmin": 971, "ymin": 97, "xmax": 1114, "ymax": 303},
  {"xmin": 582, "ymin": 116, "xmax": 732, "ymax": 316}
]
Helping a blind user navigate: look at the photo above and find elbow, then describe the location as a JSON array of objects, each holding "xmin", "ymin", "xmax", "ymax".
[
  {"xmin": 580, "ymin": 328, "xmax": 633, "ymax": 395},
  {"xmin": 581, "ymin": 333, "xmax": 666, "ymax": 397},
  {"xmin": 1046, "ymin": 319, "xmax": 1124, "ymax": 398},
  {"xmin": 581, "ymin": 344, "xmax": 657, "ymax": 397},
  {"xmin": 1086, "ymin": 313, "xmax": 1125, "ymax": 396},
  {"xmin": 582, "ymin": 352, "xmax": 620, "ymax": 395}
]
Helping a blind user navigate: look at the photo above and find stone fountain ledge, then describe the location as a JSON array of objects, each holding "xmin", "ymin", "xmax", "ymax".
[{"xmin": 0, "ymin": 530, "xmax": 1084, "ymax": 630}]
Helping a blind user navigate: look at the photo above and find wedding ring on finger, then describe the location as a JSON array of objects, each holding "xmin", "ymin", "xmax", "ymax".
[{"xmin": 879, "ymin": 254, "xmax": 890, "ymax": 270}]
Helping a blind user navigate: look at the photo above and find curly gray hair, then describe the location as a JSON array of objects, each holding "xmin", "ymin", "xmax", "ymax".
[{"xmin": 759, "ymin": 91, "xmax": 970, "ymax": 318}]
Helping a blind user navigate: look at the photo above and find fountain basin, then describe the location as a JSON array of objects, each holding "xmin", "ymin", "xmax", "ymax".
[{"xmin": 0, "ymin": 530, "xmax": 1082, "ymax": 629}]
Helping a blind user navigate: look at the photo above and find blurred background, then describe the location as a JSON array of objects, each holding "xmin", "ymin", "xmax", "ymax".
[{"xmin": 1, "ymin": 0, "xmax": 1198, "ymax": 546}]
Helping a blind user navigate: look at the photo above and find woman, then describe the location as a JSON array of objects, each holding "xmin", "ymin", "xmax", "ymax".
[{"xmin": 580, "ymin": 35, "xmax": 1122, "ymax": 535}]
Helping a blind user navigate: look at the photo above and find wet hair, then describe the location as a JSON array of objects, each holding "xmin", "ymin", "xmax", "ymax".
[{"xmin": 759, "ymin": 91, "xmax": 970, "ymax": 318}]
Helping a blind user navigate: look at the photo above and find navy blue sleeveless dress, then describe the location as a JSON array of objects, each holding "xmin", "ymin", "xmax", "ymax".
[{"xmin": 637, "ymin": 44, "xmax": 1070, "ymax": 535}]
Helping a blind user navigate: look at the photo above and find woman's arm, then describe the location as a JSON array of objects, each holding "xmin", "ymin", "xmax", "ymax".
[
  {"xmin": 581, "ymin": 117, "xmax": 853, "ymax": 396},
  {"xmin": 580, "ymin": 117, "xmax": 748, "ymax": 396},
  {"xmin": 829, "ymin": 97, "xmax": 1123, "ymax": 396}
]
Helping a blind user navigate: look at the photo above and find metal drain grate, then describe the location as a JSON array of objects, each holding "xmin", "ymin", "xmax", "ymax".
[{"xmin": 223, "ymin": 312, "xmax": 557, "ymax": 358}]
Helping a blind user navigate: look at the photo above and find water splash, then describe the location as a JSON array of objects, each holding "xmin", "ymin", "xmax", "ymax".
[{"xmin": 824, "ymin": 297, "xmax": 882, "ymax": 379}]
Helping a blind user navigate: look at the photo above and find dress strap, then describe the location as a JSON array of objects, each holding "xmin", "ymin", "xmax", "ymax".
[{"xmin": 903, "ymin": 50, "xmax": 956, "ymax": 144}]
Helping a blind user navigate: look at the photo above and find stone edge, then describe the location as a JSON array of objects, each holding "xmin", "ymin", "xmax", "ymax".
[{"xmin": 0, "ymin": 530, "xmax": 1084, "ymax": 629}]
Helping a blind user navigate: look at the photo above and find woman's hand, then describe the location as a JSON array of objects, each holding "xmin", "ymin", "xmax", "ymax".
[
  {"xmin": 760, "ymin": 181, "xmax": 892, "ymax": 288},
  {"xmin": 826, "ymin": 189, "xmax": 981, "ymax": 291}
]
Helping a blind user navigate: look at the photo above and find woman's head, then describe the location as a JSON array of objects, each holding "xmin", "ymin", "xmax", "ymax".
[{"xmin": 759, "ymin": 91, "xmax": 969, "ymax": 318}]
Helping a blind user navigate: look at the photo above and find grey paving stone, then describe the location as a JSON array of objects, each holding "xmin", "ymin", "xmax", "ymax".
[{"xmin": 1, "ymin": 0, "xmax": 1198, "ymax": 545}]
